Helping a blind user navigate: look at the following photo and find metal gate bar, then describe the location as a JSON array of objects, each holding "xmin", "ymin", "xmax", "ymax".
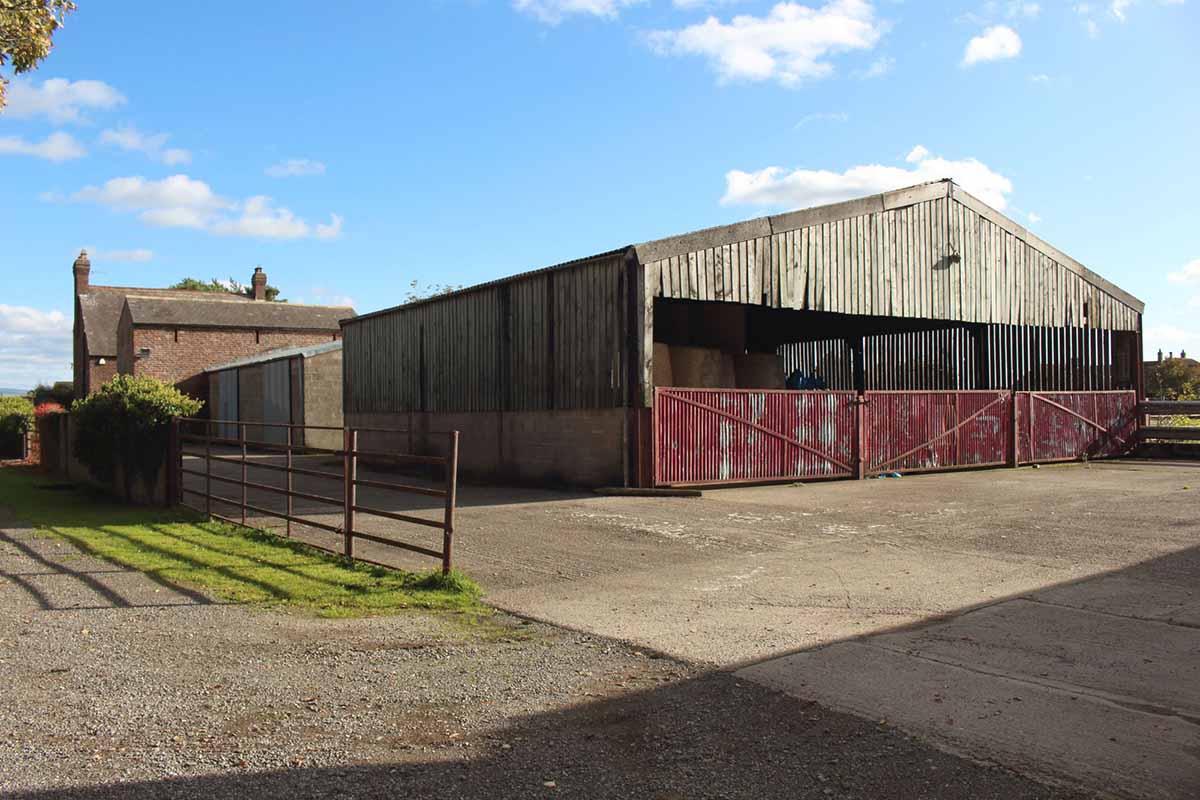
[{"xmin": 172, "ymin": 418, "xmax": 460, "ymax": 574}]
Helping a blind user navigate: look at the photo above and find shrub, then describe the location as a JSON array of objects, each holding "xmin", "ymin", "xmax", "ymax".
[
  {"xmin": 0, "ymin": 395, "xmax": 34, "ymax": 457},
  {"xmin": 72, "ymin": 375, "xmax": 203, "ymax": 499}
]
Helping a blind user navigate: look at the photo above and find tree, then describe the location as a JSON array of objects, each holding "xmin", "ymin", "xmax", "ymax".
[
  {"xmin": 170, "ymin": 276, "xmax": 285, "ymax": 302},
  {"xmin": 0, "ymin": 1, "xmax": 76, "ymax": 112},
  {"xmin": 1146, "ymin": 357, "xmax": 1200, "ymax": 401}
]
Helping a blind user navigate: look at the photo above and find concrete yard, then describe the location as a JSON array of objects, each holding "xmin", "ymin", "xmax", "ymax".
[{"xmin": 183, "ymin": 458, "xmax": 1200, "ymax": 798}]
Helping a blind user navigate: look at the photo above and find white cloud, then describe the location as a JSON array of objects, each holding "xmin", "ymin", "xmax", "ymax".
[
  {"xmin": 74, "ymin": 174, "xmax": 228, "ymax": 215},
  {"xmin": 795, "ymin": 110, "xmax": 849, "ymax": 127},
  {"xmin": 1030, "ymin": 72, "xmax": 1050, "ymax": 83},
  {"xmin": 3, "ymin": 77, "xmax": 125, "ymax": 123},
  {"xmin": 514, "ymin": 0, "xmax": 643, "ymax": 24},
  {"xmin": 905, "ymin": 145, "xmax": 929, "ymax": 163},
  {"xmin": 959, "ymin": 1, "xmax": 1041, "ymax": 24},
  {"xmin": 1145, "ymin": 323, "xmax": 1196, "ymax": 356},
  {"xmin": 210, "ymin": 195, "xmax": 313, "ymax": 240},
  {"xmin": 1026, "ymin": 211, "xmax": 1042, "ymax": 224},
  {"xmin": 309, "ymin": 287, "xmax": 356, "ymax": 308},
  {"xmin": 854, "ymin": 54, "xmax": 893, "ymax": 78},
  {"xmin": 1110, "ymin": 0, "xmax": 1133, "ymax": 20},
  {"xmin": 648, "ymin": 0, "xmax": 885, "ymax": 87},
  {"xmin": 1167, "ymin": 259, "xmax": 1200, "ymax": 285},
  {"xmin": 87, "ymin": 248, "xmax": 154, "ymax": 263},
  {"xmin": 99, "ymin": 124, "xmax": 192, "ymax": 165},
  {"xmin": 0, "ymin": 131, "xmax": 86, "ymax": 162},
  {"xmin": 962, "ymin": 25, "xmax": 1022, "ymax": 65},
  {"xmin": 265, "ymin": 158, "xmax": 327, "ymax": 178},
  {"xmin": 315, "ymin": 214, "xmax": 344, "ymax": 240},
  {"xmin": 0, "ymin": 305, "xmax": 72, "ymax": 390},
  {"xmin": 71, "ymin": 174, "xmax": 343, "ymax": 241},
  {"xmin": 722, "ymin": 145, "xmax": 1014, "ymax": 211}
]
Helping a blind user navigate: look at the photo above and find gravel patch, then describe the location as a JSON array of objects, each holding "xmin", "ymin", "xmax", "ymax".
[{"xmin": 0, "ymin": 509, "xmax": 1086, "ymax": 799}]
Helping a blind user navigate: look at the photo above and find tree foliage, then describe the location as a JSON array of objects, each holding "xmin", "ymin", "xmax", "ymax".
[
  {"xmin": 31, "ymin": 380, "xmax": 73, "ymax": 407},
  {"xmin": 72, "ymin": 375, "xmax": 202, "ymax": 500},
  {"xmin": 0, "ymin": 394, "xmax": 34, "ymax": 456},
  {"xmin": 170, "ymin": 276, "xmax": 285, "ymax": 302},
  {"xmin": 0, "ymin": 1, "xmax": 76, "ymax": 111},
  {"xmin": 1146, "ymin": 358, "xmax": 1200, "ymax": 401}
]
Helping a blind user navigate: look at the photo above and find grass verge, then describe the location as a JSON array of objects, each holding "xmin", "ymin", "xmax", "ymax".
[{"xmin": 0, "ymin": 466, "xmax": 483, "ymax": 618}]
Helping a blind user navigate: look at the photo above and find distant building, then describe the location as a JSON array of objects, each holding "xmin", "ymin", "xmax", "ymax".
[{"xmin": 71, "ymin": 252, "xmax": 355, "ymax": 399}]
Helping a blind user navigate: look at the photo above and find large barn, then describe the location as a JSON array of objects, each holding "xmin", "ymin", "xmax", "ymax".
[{"xmin": 341, "ymin": 180, "xmax": 1145, "ymax": 488}]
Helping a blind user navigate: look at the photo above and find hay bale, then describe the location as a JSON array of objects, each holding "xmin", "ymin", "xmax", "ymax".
[
  {"xmin": 670, "ymin": 346, "xmax": 736, "ymax": 388},
  {"xmin": 653, "ymin": 342, "xmax": 674, "ymax": 387},
  {"xmin": 735, "ymin": 353, "xmax": 785, "ymax": 389}
]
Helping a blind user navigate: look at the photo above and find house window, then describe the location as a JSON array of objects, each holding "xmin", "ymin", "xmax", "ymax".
[{"xmin": 255, "ymin": 329, "xmax": 261, "ymax": 344}]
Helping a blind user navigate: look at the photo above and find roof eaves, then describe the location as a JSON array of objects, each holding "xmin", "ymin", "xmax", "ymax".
[{"xmin": 342, "ymin": 246, "xmax": 634, "ymax": 327}]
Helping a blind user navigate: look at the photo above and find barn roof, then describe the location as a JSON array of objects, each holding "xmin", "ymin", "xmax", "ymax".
[
  {"xmin": 344, "ymin": 179, "xmax": 1142, "ymax": 328},
  {"xmin": 205, "ymin": 340, "xmax": 342, "ymax": 373},
  {"xmin": 123, "ymin": 295, "xmax": 354, "ymax": 331}
]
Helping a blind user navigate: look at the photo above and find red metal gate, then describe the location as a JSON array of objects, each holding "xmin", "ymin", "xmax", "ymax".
[
  {"xmin": 863, "ymin": 391, "xmax": 1012, "ymax": 475},
  {"xmin": 653, "ymin": 388, "xmax": 1137, "ymax": 487},
  {"xmin": 654, "ymin": 388, "xmax": 858, "ymax": 486},
  {"xmin": 1015, "ymin": 391, "xmax": 1137, "ymax": 464}
]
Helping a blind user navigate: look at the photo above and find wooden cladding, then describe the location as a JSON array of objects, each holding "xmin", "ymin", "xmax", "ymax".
[
  {"xmin": 643, "ymin": 195, "xmax": 1140, "ymax": 333},
  {"xmin": 343, "ymin": 254, "xmax": 627, "ymax": 414}
]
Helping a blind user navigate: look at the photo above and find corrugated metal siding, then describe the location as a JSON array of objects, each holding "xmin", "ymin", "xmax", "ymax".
[
  {"xmin": 645, "ymin": 195, "xmax": 1139, "ymax": 332},
  {"xmin": 344, "ymin": 254, "xmax": 626, "ymax": 413},
  {"xmin": 864, "ymin": 391, "xmax": 1011, "ymax": 474},
  {"xmin": 654, "ymin": 388, "xmax": 857, "ymax": 485},
  {"xmin": 1016, "ymin": 390, "xmax": 1137, "ymax": 462}
]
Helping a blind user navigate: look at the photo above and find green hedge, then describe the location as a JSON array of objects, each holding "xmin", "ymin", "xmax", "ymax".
[
  {"xmin": 72, "ymin": 375, "xmax": 203, "ymax": 499},
  {"xmin": 0, "ymin": 395, "xmax": 34, "ymax": 458}
]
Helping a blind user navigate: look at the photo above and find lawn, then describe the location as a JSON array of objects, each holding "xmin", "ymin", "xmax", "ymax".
[{"xmin": 0, "ymin": 466, "xmax": 482, "ymax": 618}]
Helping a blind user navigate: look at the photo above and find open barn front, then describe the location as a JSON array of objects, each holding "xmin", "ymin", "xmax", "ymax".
[
  {"xmin": 342, "ymin": 180, "xmax": 1145, "ymax": 489},
  {"xmin": 650, "ymin": 301, "xmax": 1141, "ymax": 487}
]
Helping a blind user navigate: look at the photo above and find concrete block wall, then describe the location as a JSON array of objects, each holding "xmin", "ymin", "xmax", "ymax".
[
  {"xmin": 348, "ymin": 408, "xmax": 626, "ymax": 487},
  {"xmin": 302, "ymin": 349, "xmax": 343, "ymax": 451}
]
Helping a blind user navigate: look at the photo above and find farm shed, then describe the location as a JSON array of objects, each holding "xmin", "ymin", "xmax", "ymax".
[
  {"xmin": 342, "ymin": 180, "xmax": 1145, "ymax": 487},
  {"xmin": 206, "ymin": 341, "xmax": 343, "ymax": 450}
]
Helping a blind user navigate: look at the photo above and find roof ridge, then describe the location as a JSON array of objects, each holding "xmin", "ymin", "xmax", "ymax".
[{"xmin": 123, "ymin": 294, "xmax": 354, "ymax": 310}]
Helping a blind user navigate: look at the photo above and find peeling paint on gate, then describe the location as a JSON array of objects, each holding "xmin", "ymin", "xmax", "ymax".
[{"xmin": 653, "ymin": 388, "xmax": 1137, "ymax": 487}]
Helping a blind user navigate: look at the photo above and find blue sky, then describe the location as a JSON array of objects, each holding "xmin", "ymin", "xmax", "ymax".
[{"xmin": 1, "ymin": 0, "xmax": 1197, "ymax": 389}]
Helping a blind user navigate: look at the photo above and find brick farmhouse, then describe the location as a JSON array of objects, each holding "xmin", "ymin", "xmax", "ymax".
[{"xmin": 72, "ymin": 250, "xmax": 355, "ymax": 400}]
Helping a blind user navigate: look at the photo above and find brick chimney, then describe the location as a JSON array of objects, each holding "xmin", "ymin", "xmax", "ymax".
[
  {"xmin": 73, "ymin": 250, "xmax": 91, "ymax": 294},
  {"xmin": 251, "ymin": 266, "xmax": 267, "ymax": 301}
]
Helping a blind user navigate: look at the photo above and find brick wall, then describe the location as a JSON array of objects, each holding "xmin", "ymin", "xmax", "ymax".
[
  {"xmin": 128, "ymin": 326, "xmax": 339, "ymax": 398},
  {"xmin": 88, "ymin": 357, "xmax": 118, "ymax": 395}
]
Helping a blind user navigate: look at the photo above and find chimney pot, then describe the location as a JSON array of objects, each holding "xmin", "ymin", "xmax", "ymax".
[{"xmin": 73, "ymin": 249, "xmax": 91, "ymax": 294}]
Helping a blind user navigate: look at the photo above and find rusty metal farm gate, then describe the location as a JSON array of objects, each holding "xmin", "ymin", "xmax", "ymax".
[
  {"xmin": 653, "ymin": 388, "xmax": 1137, "ymax": 486},
  {"xmin": 171, "ymin": 419, "xmax": 460, "ymax": 573}
]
